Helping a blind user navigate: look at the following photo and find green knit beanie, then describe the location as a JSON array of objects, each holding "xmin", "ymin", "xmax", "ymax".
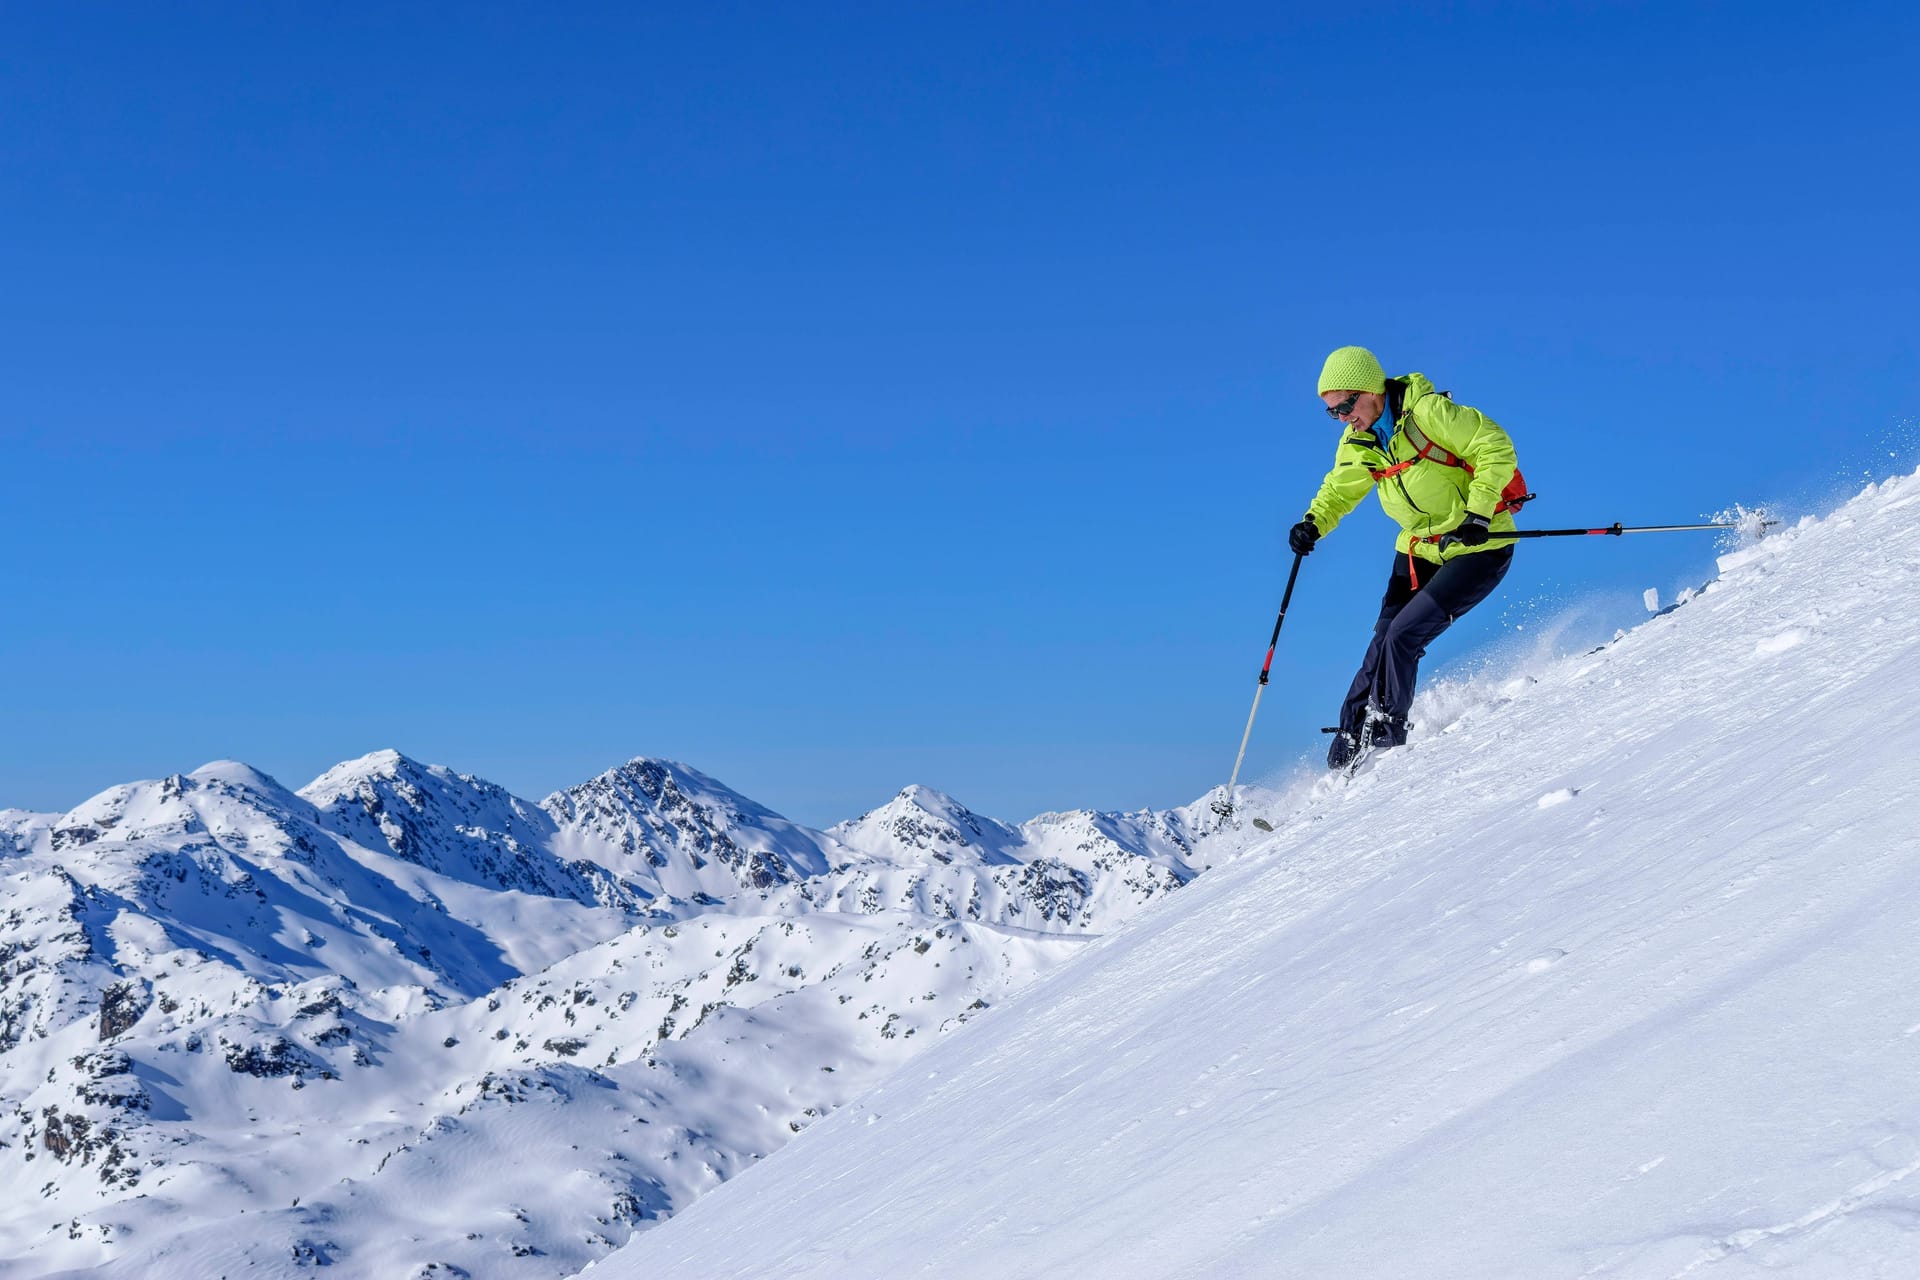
[{"xmin": 1317, "ymin": 346, "xmax": 1387, "ymax": 395}]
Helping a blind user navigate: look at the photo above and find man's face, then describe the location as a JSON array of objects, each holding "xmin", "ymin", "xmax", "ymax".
[{"xmin": 1321, "ymin": 388, "xmax": 1386, "ymax": 433}]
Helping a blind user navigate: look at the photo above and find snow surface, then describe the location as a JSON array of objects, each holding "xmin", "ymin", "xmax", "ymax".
[{"xmin": 599, "ymin": 468, "xmax": 1920, "ymax": 1279}]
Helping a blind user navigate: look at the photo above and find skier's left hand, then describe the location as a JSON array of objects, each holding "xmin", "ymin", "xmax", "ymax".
[{"xmin": 1449, "ymin": 512, "xmax": 1492, "ymax": 547}]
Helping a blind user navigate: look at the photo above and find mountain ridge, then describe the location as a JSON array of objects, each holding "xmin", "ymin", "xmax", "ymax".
[{"xmin": 0, "ymin": 742, "xmax": 1265, "ymax": 1277}]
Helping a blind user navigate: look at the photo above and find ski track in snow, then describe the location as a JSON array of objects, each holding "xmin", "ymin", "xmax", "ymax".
[{"xmin": 597, "ymin": 468, "xmax": 1920, "ymax": 1280}]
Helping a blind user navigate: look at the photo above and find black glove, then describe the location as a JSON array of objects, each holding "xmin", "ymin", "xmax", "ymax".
[
  {"xmin": 1449, "ymin": 512, "xmax": 1492, "ymax": 548},
  {"xmin": 1288, "ymin": 516, "xmax": 1320, "ymax": 557}
]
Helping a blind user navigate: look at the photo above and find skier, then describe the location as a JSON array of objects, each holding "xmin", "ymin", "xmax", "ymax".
[{"xmin": 1288, "ymin": 346, "xmax": 1524, "ymax": 769}]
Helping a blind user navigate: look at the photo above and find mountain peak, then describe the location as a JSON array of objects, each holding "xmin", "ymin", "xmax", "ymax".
[
  {"xmin": 563, "ymin": 756, "xmax": 769, "ymax": 814},
  {"xmin": 297, "ymin": 748, "xmax": 431, "ymax": 799},
  {"xmin": 830, "ymin": 785, "xmax": 1022, "ymax": 868},
  {"xmin": 544, "ymin": 756, "xmax": 841, "ymax": 897},
  {"xmin": 186, "ymin": 759, "xmax": 294, "ymax": 797}
]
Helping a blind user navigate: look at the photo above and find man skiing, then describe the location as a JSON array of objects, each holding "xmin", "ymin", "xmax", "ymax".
[{"xmin": 1289, "ymin": 346, "xmax": 1523, "ymax": 769}]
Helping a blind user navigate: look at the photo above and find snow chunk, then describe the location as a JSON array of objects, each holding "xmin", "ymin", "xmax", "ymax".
[
  {"xmin": 1756, "ymin": 629, "xmax": 1809, "ymax": 655},
  {"xmin": 1716, "ymin": 545, "xmax": 1772, "ymax": 575},
  {"xmin": 1707, "ymin": 503, "xmax": 1775, "ymax": 546},
  {"xmin": 1524, "ymin": 949, "xmax": 1568, "ymax": 974},
  {"xmin": 1536, "ymin": 788, "xmax": 1578, "ymax": 809}
]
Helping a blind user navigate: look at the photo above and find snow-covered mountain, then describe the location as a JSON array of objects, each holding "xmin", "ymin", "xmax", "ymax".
[
  {"xmin": 542, "ymin": 757, "xmax": 845, "ymax": 904},
  {"xmin": 792, "ymin": 784, "xmax": 1213, "ymax": 931},
  {"xmin": 596, "ymin": 470, "xmax": 1920, "ymax": 1279},
  {"xmin": 302, "ymin": 750, "xmax": 639, "ymax": 914},
  {"xmin": 0, "ymin": 742, "xmax": 1260, "ymax": 1277}
]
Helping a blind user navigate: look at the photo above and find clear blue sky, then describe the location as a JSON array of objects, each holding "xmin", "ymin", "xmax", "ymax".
[{"xmin": 3, "ymin": 3, "xmax": 1914, "ymax": 827}]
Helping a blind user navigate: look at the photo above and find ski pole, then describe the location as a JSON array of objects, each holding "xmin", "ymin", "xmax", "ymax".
[
  {"xmin": 1439, "ymin": 520, "xmax": 1768, "ymax": 550},
  {"xmin": 1213, "ymin": 551, "xmax": 1304, "ymax": 819}
]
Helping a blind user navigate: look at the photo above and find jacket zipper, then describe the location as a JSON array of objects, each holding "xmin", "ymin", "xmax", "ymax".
[
  {"xmin": 1393, "ymin": 471, "xmax": 1426, "ymax": 514},
  {"xmin": 1386, "ymin": 419, "xmax": 1427, "ymax": 514}
]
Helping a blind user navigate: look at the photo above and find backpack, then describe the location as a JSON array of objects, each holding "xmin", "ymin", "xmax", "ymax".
[{"xmin": 1370, "ymin": 385, "xmax": 1535, "ymax": 515}]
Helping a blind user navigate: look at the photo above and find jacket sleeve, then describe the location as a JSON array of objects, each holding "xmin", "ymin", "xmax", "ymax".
[
  {"xmin": 1304, "ymin": 442, "xmax": 1378, "ymax": 536},
  {"xmin": 1415, "ymin": 394, "xmax": 1517, "ymax": 519}
]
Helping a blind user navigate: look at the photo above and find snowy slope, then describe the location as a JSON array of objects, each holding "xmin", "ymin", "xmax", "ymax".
[
  {"xmin": 0, "ymin": 750, "xmax": 1259, "ymax": 1276},
  {"xmin": 601, "ymin": 468, "xmax": 1920, "ymax": 1279}
]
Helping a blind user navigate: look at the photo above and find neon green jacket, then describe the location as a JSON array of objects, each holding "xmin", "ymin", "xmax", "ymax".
[{"xmin": 1305, "ymin": 372, "xmax": 1519, "ymax": 564}]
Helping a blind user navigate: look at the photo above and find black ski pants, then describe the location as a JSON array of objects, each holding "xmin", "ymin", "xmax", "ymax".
[{"xmin": 1335, "ymin": 544, "xmax": 1514, "ymax": 750}]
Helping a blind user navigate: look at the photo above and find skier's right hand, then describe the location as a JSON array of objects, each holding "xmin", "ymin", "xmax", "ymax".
[{"xmin": 1289, "ymin": 516, "xmax": 1320, "ymax": 557}]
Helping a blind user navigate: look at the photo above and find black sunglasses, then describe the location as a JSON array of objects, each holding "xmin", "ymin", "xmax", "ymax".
[{"xmin": 1324, "ymin": 391, "xmax": 1362, "ymax": 420}]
